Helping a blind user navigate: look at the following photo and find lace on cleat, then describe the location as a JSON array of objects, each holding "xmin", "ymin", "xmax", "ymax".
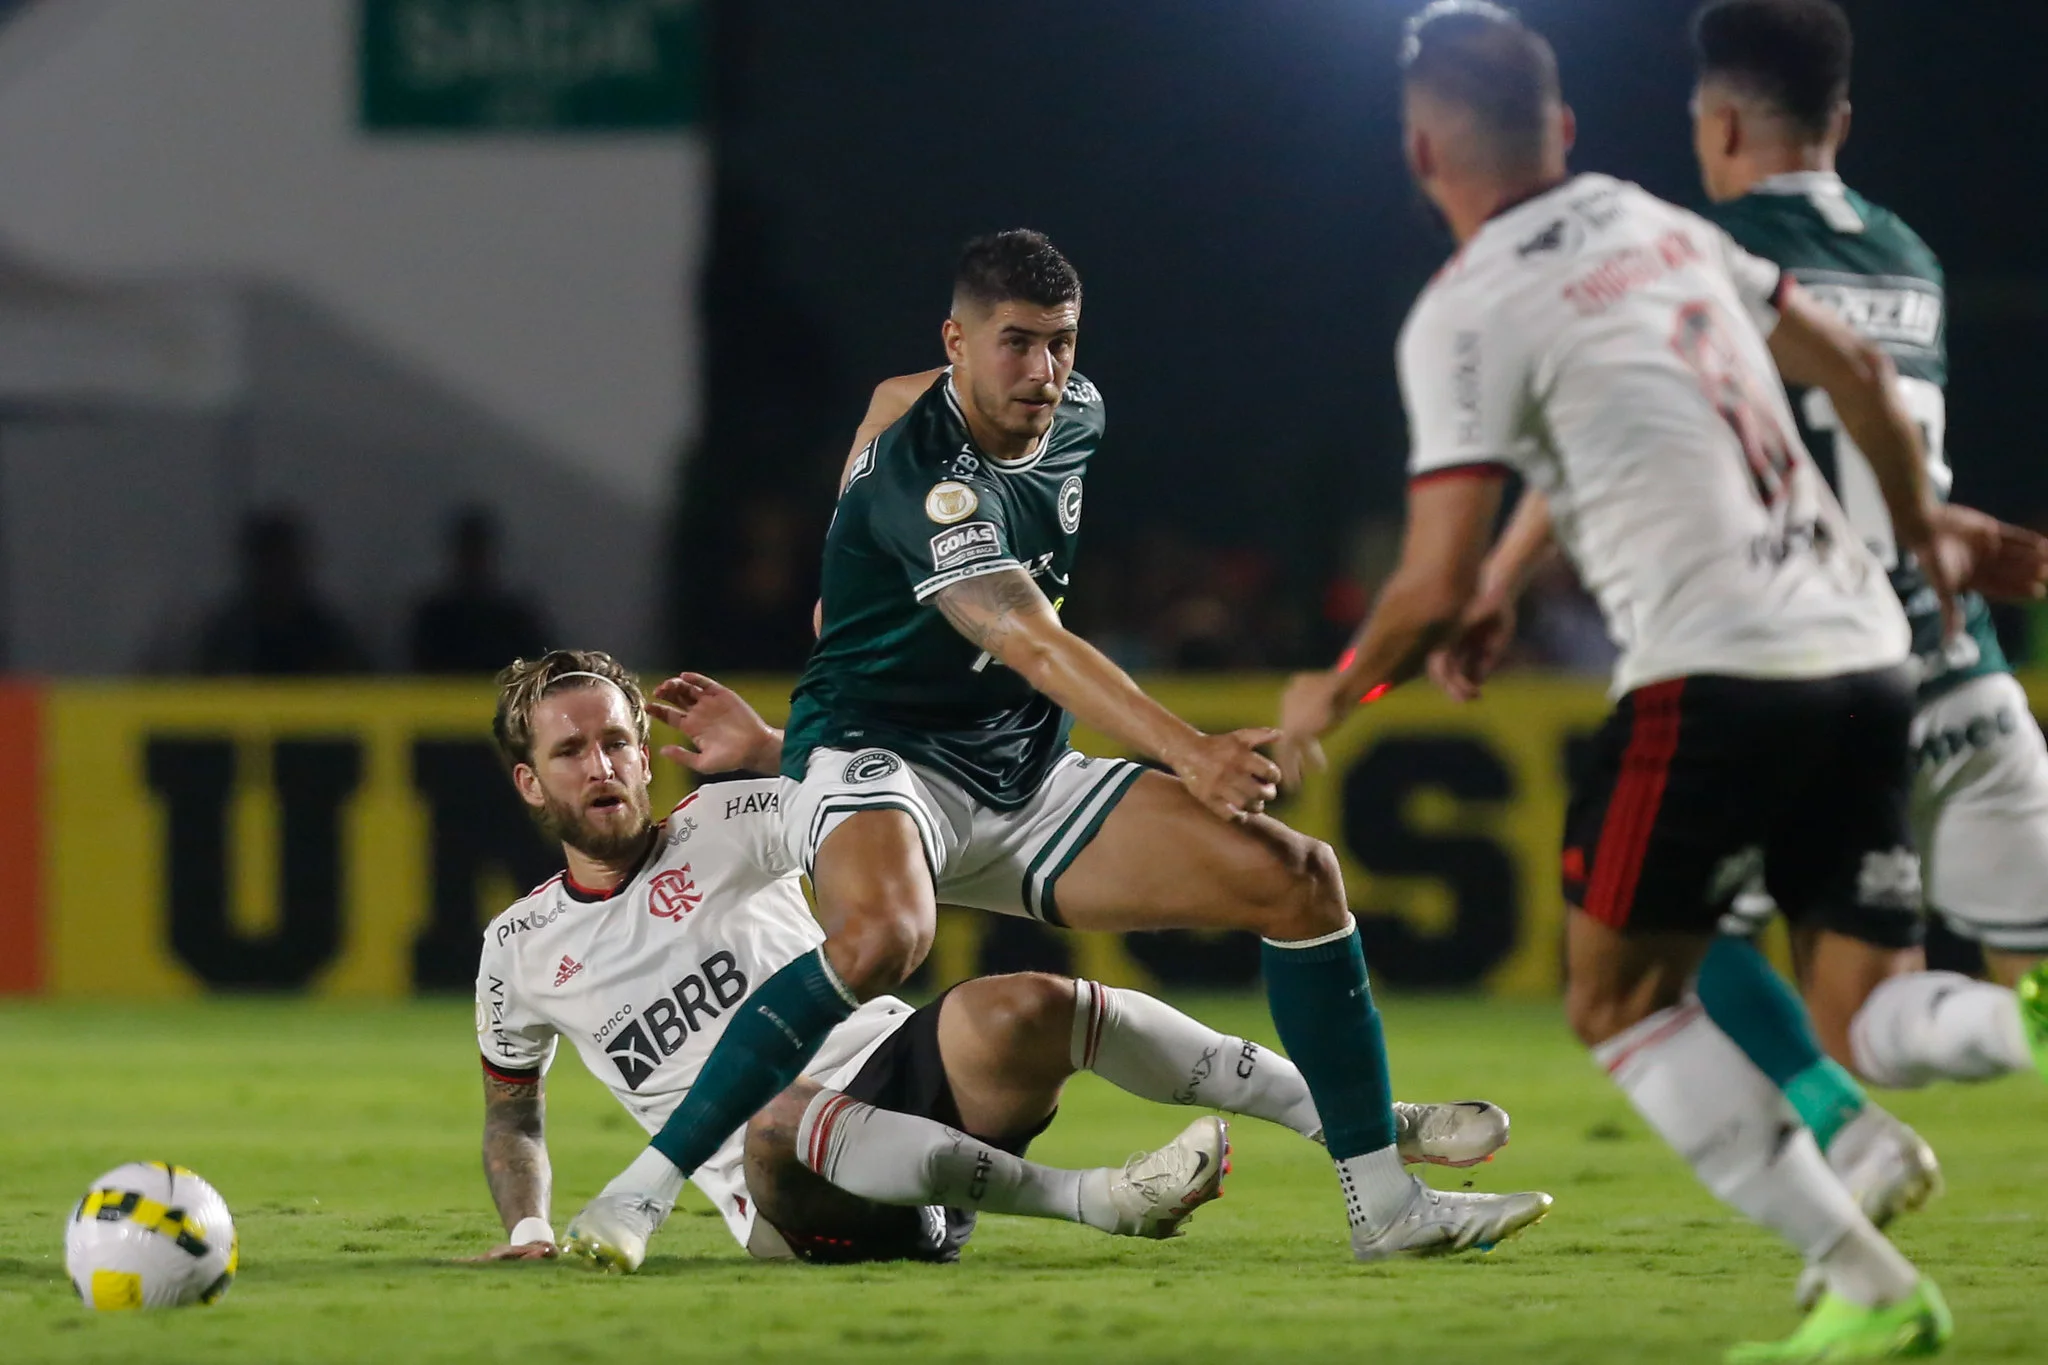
[
  {"xmin": 1105, "ymin": 1116, "xmax": 1230, "ymax": 1239},
  {"xmin": 1350, "ymin": 1182, "xmax": 1553, "ymax": 1262},
  {"xmin": 1726, "ymin": 1280, "xmax": 1952, "ymax": 1364},
  {"xmin": 1393, "ymin": 1101, "xmax": 1511, "ymax": 1168}
]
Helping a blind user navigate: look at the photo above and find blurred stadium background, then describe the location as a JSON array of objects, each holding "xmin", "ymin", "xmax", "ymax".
[
  {"xmin": 4, "ymin": 1, "xmax": 2047, "ymax": 1359},
  {"xmin": 0, "ymin": 0, "xmax": 2039, "ymax": 1001}
]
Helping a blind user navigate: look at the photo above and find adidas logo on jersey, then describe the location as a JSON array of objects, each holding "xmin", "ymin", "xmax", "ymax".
[
  {"xmin": 554, "ymin": 955, "xmax": 583, "ymax": 987},
  {"xmin": 603, "ymin": 951, "xmax": 752, "ymax": 1089}
]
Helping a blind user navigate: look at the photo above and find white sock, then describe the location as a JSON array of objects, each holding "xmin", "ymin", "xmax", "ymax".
[
  {"xmin": 1595, "ymin": 1001, "xmax": 1917, "ymax": 1307},
  {"xmin": 1072, "ymin": 980, "xmax": 1323, "ymax": 1138},
  {"xmin": 1849, "ymin": 970, "xmax": 2030, "ymax": 1088},
  {"xmin": 795, "ymin": 1089, "xmax": 1119, "ymax": 1233},
  {"xmin": 1336, "ymin": 1145, "xmax": 1417, "ymax": 1234},
  {"xmin": 601, "ymin": 1145, "xmax": 688, "ymax": 1208}
]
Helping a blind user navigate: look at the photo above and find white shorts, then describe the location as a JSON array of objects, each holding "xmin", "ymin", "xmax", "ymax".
[
  {"xmin": 1909, "ymin": 673, "xmax": 2048, "ymax": 952},
  {"xmin": 1722, "ymin": 672, "xmax": 2048, "ymax": 953},
  {"xmin": 781, "ymin": 747, "xmax": 1147, "ymax": 926}
]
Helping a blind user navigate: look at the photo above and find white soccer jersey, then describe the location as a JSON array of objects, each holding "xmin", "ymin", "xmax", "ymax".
[
  {"xmin": 1398, "ymin": 173, "xmax": 1909, "ymax": 696},
  {"xmin": 475, "ymin": 779, "xmax": 909, "ymax": 1248}
]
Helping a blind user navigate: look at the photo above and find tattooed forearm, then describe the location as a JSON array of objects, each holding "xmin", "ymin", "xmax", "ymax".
[
  {"xmin": 482, "ymin": 1073, "xmax": 551, "ymax": 1232},
  {"xmin": 934, "ymin": 569, "xmax": 1052, "ymax": 653}
]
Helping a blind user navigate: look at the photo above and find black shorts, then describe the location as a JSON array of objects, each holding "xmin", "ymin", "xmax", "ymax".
[
  {"xmin": 1562, "ymin": 667, "xmax": 1922, "ymax": 946},
  {"xmin": 772, "ymin": 986, "xmax": 1056, "ymax": 1265}
]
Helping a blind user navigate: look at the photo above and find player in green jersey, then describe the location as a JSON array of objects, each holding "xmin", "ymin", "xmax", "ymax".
[
  {"xmin": 1673, "ymin": 3, "xmax": 2048, "ymax": 1302},
  {"xmin": 561, "ymin": 230, "xmax": 1551, "ymax": 1272}
]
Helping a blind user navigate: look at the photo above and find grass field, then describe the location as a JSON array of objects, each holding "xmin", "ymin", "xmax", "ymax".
[{"xmin": 3, "ymin": 995, "xmax": 2043, "ymax": 1364}]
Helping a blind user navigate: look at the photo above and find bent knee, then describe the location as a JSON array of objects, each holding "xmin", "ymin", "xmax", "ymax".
[
  {"xmin": 1257, "ymin": 837, "xmax": 1350, "ymax": 943},
  {"xmin": 826, "ymin": 906, "xmax": 934, "ymax": 997},
  {"xmin": 962, "ymin": 972, "xmax": 1075, "ymax": 1056},
  {"xmin": 746, "ymin": 1080, "xmax": 822, "ymax": 1168}
]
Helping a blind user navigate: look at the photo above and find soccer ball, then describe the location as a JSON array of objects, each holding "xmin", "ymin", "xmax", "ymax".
[{"xmin": 65, "ymin": 1162, "xmax": 239, "ymax": 1310}]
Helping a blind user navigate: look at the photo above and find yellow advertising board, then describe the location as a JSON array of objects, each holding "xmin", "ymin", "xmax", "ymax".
[{"xmin": 11, "ymin": 671, "xmax": 2030, "ymax": 999}]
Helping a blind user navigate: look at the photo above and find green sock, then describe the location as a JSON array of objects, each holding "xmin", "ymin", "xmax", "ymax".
[
  {"xmin": 1696, "ymin": 933, "xmax": 1866, "ymax": 1149},
  {"xmin": 647, "ymin": 947, "xmax": 856, "ymax": 1175},
  {"xmin": 1260, "ymin": 923, "xmax": 1396, "ymax": 1157}
]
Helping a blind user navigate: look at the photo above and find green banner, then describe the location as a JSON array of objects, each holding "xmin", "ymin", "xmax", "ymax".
[{"xmin": 358, "ymin": 0, "xmax": 702, "ymax": 133}]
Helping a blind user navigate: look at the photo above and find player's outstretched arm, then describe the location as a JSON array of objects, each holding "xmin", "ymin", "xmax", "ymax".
[
  {"xmin": 1278, "ymin": 474, "xmax": 1506, "ymax": 783},
  {"xmin": 931, "ymin": 568, "xmax": 1281, "ymax": 823},
  {"xmin": 467, "ymin": 1071, "xmax": 556, "ymax": 1261},
  {"xmin": 1933, "ymin": 504, "xmax": 2048, "ymax": 602},
  {"xmin": 649, "ymin": 672, "xmax": 784, "ymax": 776},
  {"xmin": 1428, "ymin": 489, "xmax": 1556, "ymax": 702},
  {"xmin": 1768, "ymin": 282, "xmax": 1957, "ymax": 630}
]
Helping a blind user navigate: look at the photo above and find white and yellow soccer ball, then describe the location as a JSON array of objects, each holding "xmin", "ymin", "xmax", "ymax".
[{"xmin": 65, "ymin": 1162, "xmax": 239, "ymax": 1310}]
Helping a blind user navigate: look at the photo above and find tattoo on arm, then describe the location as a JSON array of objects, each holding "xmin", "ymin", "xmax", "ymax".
[
  {"xmin": 482, "ymin": 1072, "xmax": 551, "ymax": 1234},
  {"xmin": 934, "ymin": 569, "xmax": 1051, "ymax": 653}
]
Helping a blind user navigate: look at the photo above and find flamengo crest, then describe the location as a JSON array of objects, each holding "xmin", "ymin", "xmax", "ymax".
[{"xmin": 648, "ymin": 866, "xmax": 703, "ymax": 920}]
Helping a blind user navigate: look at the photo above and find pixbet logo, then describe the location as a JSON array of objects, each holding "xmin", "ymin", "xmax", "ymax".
[
  {"xmin": 648, "ymin": 867, "xmax": 703, "ymax": 921},
  {"xmin": 604, "ymin": 951, "xmax": 750, "ymax": 1089}
]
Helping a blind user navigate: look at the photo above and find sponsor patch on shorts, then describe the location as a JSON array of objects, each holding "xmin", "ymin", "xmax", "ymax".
[{"xmin": 930, "ymin": 522, "xmax": 1000, "ymax": 572}]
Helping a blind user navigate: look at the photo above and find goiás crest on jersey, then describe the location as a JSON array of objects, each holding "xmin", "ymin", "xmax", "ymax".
[
  {"xmin": 647, "ymin": 866, "xmax": 703, "ymax": 921},
  {"xmin": 924, "ymin": 480, "xmax": 980, "ymax": 525},
  {"xmin": 929, "ymin": 521, "xmax": 1001, "ymax": 573},
  {"xmin": 1057, "ymin": 475, "xmax": 1084, "ymax": 534},
  {"xmin": 842, "ymin": 749, "xmax": 904, "ymax": 784}
]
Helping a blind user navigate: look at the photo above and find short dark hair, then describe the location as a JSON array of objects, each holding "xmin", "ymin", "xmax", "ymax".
[
  {"xmin": 952, "ymin": 230, "xmax": 1081, "ymax": 314},
  {"xmin": 1399, "ymin": 2, "xmax": 1561, "ymax": 169},
  {"xmin": 1692, "ymin": 0, "xmax": 1852, "ymax": 139}
]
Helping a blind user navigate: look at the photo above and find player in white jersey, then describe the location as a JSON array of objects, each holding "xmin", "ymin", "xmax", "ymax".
[
  {"xmin": 469, "ymin": 650, "xmax": 1515, "ymax": 1267},
  {"xmin": 1274, "ymin": 6, "xmax": 1964, "ymax": 1359}
]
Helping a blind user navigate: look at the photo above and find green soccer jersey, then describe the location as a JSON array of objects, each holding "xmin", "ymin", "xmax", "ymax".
[
  {"xmin": 782, "ymin": 369, "xmax": 1104, "ymax": 810},
  {"xmin": 1708, "ymin": 170, "xmax": 2006, "ymax": 702}
]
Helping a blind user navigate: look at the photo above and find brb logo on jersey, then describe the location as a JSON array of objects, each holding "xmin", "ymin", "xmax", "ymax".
[
  {"xmin": 648, "ymin": 867, "xmax": 702, "ymax": 921},
  {"xmin": 602, "ymin": 951, "xmax": 751, "ymax": 1089}
]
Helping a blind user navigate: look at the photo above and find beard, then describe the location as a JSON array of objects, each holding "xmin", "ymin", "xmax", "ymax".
[{"xmin": 535, "ymin": 782, "xmax": 656, "ymax": 862}]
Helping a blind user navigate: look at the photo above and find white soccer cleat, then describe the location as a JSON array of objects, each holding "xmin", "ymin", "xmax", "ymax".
[
  {"xmin": 560, "ymin": 1191, "xmax": 672, "ymax": 1274},
  {"xmin": 1102, "ymin": 1115, "xmax": 1230, "ymax": 1239},
  {"xmin": 1393, "ymin": 1100, "xmax": 1511, "ymax": 1168},
  {"xmin": 1793, "ymin": 1107, "xmax": 1942, "ymax": 1308},
  {"xmin": 1350, "ymin": 1180, "xmax": 1553, "ymax": 1262},
  {"xmin": 1830, "ymin": 1107, "xmax": 1943, "ymax": 1230}
]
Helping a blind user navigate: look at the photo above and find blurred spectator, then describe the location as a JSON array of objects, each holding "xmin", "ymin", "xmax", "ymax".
[
  {"xmin": 409, "ymin": 508, "xmax": 549, "ymax": 674},
  {"xmin": 196, "ymin": 509, "xmax": 369, "ymax": 675},
  {"xmin": 680, "ymin": 493, "xmax": 824, "ymax": 671}
]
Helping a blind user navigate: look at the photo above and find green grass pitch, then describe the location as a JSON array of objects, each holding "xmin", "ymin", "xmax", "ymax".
[{"xmin": 2, "ymin": 995, "xmax": 2043, "ymax": 1364}]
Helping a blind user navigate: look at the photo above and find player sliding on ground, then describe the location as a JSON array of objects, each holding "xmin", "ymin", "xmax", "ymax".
[
  {"xmin": 562, "ymin": 231, "xmax": 1551, "ymax": 1270},
  {"xmin": 470, "ymin": 651, "xmax": 1515, "ymax": 1264},
  {"xmin": 1278, "ymin": 5, "xmax": 1981, "ymax": 1359}
]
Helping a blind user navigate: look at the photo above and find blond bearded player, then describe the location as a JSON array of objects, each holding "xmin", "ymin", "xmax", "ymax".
[{"xmin": 470, "ymin": 651, "xmax": 1515, "ymax": 1265}]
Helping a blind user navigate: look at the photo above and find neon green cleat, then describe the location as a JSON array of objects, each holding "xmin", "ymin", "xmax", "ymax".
[
  {"xmin": 2017, "ymin": 961, "xmax": 2048, "ymax": 1084},
  {"xmin": 1725, "ymin": 1281, "xmax": 1952, "ymax": 1364}
]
